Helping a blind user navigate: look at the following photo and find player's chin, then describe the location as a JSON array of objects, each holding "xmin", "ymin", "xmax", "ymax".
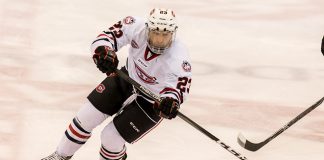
[{"xmin": 152, "ymin": 44, "xmax": 167, "ymax": 49}]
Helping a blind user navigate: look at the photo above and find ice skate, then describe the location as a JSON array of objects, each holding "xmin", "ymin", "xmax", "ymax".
[{"xmin": 41, "ymin": 152, "xmax": 72, "ymax": 160}]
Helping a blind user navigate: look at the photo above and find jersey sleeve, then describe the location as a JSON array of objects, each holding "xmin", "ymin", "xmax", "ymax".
[
  {"xmin": 159, "ymin": 44, "xmax": 192, "ymax": 104},
  {"xmin": 90, "ymin": 16, "xmax": 144, "ymax": 53}
]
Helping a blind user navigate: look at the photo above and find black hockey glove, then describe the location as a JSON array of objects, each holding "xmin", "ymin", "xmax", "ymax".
[
  {"xmin": 154, "ymin": 97, "xmax": 179, "ymax": 119},
  {"xmin": 321, "ymin": 35, "xmax": 324, "ymax": 55},
  {"xmin": 93, "ymin": 46, "xmax": 119, "ymax": 74}
]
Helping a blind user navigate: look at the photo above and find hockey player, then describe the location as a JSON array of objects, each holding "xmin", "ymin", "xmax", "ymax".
[{"xmin": 41, "ymin": 8, "xmax": 192, "ymax": 160}]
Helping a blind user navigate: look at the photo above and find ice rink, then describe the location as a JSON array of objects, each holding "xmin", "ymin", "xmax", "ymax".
[{"xmin": 0, "ymin": 0, "xmax": 324, "ymax": 159}]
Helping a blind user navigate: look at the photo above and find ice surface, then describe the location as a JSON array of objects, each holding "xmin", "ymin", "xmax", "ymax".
[{"xmin": 0, "ymin": 0, "xmax": 323, "ymax": 159}]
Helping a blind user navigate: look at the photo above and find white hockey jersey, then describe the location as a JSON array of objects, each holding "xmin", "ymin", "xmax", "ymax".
[{"xmin": 91, "ymin": 16, "xmax": 192, "ymax": 104}]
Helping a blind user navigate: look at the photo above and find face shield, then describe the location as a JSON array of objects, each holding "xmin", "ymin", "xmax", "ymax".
[{"xmin": 146, "ymin": 29, "xmax": 175, "ymax": 54}]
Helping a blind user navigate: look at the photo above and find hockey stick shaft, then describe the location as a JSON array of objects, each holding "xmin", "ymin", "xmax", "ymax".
[
  {"xmin": 266, "ymin": 97, "xmax": 324, "ymax": 142},
  {"xmin": 238, "ymin": 96, "xmax": 324, "ymax": 151},
  {"xmin": 261, "ymin": 97, "xmax": 324, "ymax": 142},
  {"xmin": 116, "ymin": 69, "xmax": 248, "ymax": 160}
]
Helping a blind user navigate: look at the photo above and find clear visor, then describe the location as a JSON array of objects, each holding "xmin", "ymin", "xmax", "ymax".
[{"xmin": 147, "ymin": 29, "xmax": 175, "ymax": 54}]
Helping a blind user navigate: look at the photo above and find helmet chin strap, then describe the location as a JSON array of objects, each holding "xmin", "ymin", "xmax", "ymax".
[
  {"xmin": 147, "ymin": 43, "xmax": 166, "ymax": 54},
  {"xmin": 148, "ymin": 40, "xmax": 173, "ymax": 54}
]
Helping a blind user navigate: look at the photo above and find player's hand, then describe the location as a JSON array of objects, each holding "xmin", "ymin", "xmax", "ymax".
[
  {"xmin": 93, "ymin": 46, "xmax": 119, "ymax": 74},
  {"xmin": 154, "ymin": 97, "xmax": 179, "ymax": 119}
]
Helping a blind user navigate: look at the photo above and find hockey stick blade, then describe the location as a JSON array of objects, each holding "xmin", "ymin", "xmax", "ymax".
[
  {"xmin": 237, "ymin": 96, "xmax": 324, "ymax": 152},
  {"xmin": 237, "ymin": 132, "xmax": 267, "ymax": 151}
]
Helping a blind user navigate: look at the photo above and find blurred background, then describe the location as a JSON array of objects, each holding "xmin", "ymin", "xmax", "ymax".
[{"xmin": 0, "ymin": 0, "xmax": 323, "ymax": 159}]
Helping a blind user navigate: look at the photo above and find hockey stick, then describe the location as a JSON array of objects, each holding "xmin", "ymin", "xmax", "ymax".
[
  {"xmin": 237, "ymin": 96, "xmax": 324, "ymax": 151},
  {"xmin": 115, "ymin": 69, "xmax": 248, "ymax": 160}
]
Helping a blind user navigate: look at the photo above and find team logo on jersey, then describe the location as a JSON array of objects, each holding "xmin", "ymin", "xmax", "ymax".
[
  {"xmin": 96, "ymin": 84, "xmax": 106, "ymax": 93},
  {"xmin": 131, "ymin": 40, "xmax": 139, "ymax": 49},
  {"xmin": 134, "ymin": 62, "xmax": 158, "ymax": 84},
  {"xmin": 123, "ymin": 16, "xmax": 135, "ymax": 25},
  {"xmin": 182, "ymin": 61, "xmax": 191, "ymax": 72}
]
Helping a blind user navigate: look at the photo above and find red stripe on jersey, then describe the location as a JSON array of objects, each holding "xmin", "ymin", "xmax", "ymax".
[
  {"xmin": 97, "ymin": 34, "xmax": 108, "ymax": 38},
  {"xmin": 96, "ymin": 34, "xmax": 114, "ymax": 40},
  {"xmin": 159, "ymin": 87, "xmax": 183, "ymax": 103}
]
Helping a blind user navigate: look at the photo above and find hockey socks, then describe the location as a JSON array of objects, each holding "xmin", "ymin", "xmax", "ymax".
[
  {"xmin": 56, "ymin": 117, "xmax": 92, "ymax": 157},
  {"xmin": 100, "ymin": 145, "xmax": 127, "ymax": 160},
  {"xmin": 65, "ymin": 118, "xmax": 91, "ymax": 144}
]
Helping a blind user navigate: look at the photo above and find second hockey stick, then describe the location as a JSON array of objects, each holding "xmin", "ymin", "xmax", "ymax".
[
  {"xmin": 237, "ymin": 96, "xmax": 324, "ymax": 151},
  {"xmin": 115, "ymin": 69, "xmax": 248, "ymax": 160}
]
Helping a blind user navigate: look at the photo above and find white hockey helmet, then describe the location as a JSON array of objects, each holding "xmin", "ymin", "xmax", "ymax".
[{"xmin": 145, "ymin": 8, "xmax": 178, "ymax": 54}]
